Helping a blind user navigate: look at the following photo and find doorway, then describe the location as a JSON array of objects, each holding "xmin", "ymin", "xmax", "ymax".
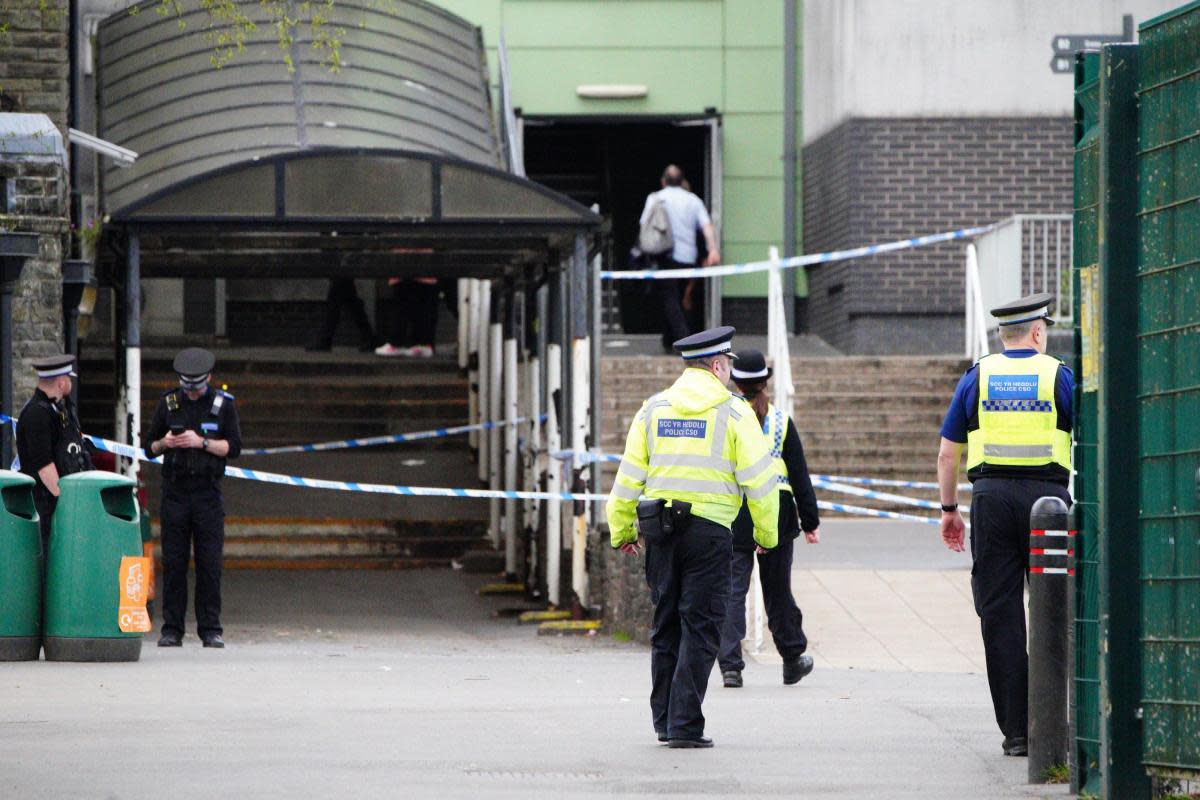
[{"xmin": 521, "ymin": 116, "xmax": 720, "ymax": 335}]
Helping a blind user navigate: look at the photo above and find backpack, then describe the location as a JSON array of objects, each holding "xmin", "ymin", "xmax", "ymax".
[{"xmin": 638, "ymin": 194, "xmax": 674, "ymax": 256}]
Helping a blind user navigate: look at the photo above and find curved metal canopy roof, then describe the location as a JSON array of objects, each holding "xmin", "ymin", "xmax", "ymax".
[{"xmin": 96, "ymin": 0, "xmax": 597, "ymax": 234}]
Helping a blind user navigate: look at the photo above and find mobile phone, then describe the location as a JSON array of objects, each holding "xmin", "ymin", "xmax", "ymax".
[{"xmin": 169, "ymin": 425, "xmax": 186, "ymax": 435}]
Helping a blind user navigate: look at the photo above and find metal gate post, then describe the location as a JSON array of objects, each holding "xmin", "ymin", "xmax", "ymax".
[
  {"xmin": 503, "ymin": 282, "xmax": 519, "ymax": 578},
  {"xmin": 1097, "ymin": 43, "xmax": 1147, "ymax": 800},
  {"xmin": 487, "ymin": 283, "xmax": 503, "ymax": 549},
  {"xmin": 545, "ymin": 267, "xmax": 564, "ymax": 607}
]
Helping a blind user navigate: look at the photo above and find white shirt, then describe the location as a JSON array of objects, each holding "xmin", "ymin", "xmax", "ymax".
[{"xmin": 640, "ymin": 186, "xmax": 712, "ymax": 265}]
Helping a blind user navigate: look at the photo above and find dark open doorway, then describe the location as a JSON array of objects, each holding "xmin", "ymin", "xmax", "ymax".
[{"xmin": 522, "ymin": 117, "xmax": 717, "ymax": 335}]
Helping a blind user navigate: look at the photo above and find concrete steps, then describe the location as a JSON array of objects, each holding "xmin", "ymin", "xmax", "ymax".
[
  {"xmin": 600, "ymin": 354, "xmax": 968, "ymax": 518},
  {"xmin": 84, "ymin": 346, "xmax": 486, "ymax": 569}
]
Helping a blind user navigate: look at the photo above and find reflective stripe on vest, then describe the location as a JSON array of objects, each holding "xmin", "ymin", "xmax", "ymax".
[
  {"xmin": 966, "ymin": 352, "xmax": 1071, "ymax": 471},
  {"xmin": 764, "ymin": 403, "xmax": 790, "ymax": 490},
  {"xmin": 642, "ymin": 396, "xmax": 745, "ymax": 506}
]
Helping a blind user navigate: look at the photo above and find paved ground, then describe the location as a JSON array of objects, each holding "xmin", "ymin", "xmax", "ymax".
[{"xmin": 0, "ymin": 521, "xmax": 1069, "ymax": 800}]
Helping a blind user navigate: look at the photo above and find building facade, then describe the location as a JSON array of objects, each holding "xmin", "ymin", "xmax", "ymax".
[{"xmin": 802, "ymin": 0, "xmax": 1180, "ymax": 354}]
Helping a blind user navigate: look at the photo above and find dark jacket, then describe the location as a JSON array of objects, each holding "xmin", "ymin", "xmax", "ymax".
[
  {"xmin": 732, "ymin": 415, "xmax": 819, "ymax": 552},
  {"xmin": 146, "ymin": 386, "xmax": 242, "ymax": 488}
]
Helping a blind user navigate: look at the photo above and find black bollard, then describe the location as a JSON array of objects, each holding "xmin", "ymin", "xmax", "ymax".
[{"xmin": 1028, "ymin": 496, "xmax": 1072, "ymax": 782}]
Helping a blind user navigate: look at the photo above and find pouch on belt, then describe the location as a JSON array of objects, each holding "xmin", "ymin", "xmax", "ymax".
[{"xmin": 636, "ymin": 499, "xmax": 693, "ymax": 545}]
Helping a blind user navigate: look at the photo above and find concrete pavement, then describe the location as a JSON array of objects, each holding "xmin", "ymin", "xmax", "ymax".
[{"xmin": 0, "ymin": 522, "xmax": 1069, "ymax": 799}]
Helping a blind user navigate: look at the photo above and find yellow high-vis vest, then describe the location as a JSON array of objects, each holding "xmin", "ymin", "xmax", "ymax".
[
  {"xmin": 966, "ymin": 352, "xmax": 1071, "ymax": 472},
  {"xmin": 763, "ymin": 403, "xmax": 791, "ymax": 492},
  {"xmin": 606, "ymin": 368, "xmax": 779, "ymax": 549}
]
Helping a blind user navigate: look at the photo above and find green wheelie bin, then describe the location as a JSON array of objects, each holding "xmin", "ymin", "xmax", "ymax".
[
  {"xmin": 43, "ymin": 471, "xmax": 146, "ymax": 662},
  {"xmin": 0, "ymin": 470, "xmax": 42, "ymax": 661}
]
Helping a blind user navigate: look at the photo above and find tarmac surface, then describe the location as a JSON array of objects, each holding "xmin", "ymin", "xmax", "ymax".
[{"xmin": 1, "ymin": 521, "xmax": 1070, "ymax": 799}]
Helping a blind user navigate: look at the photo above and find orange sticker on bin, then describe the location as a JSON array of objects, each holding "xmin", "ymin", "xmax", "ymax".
[{"xmin": 118, "ymin": 556, "xmax": 152, "ymax": 633}]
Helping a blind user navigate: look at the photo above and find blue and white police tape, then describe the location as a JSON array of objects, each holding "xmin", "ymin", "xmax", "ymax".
[
  {"xmin": 811, "ymin": 479, "xmax": 966, "ymax": 513},
  {"xmin": 816, "ymin": 500, "xmax": 940, "ymax": 526},
  {"xmin": 85, "ymin": 434, "xmax": 611, "ymax": 503},
  {"xmin": 814, "ymin": 474, "xmax": 972, "ymax": 492},
  {"xmin": 241, "ymin": 415, "xmax": 546, "ymax": 456},
  {"xmin": 603, "ymin": 224, "xmax": 994, "ymax": 281},
  {"xmin": 550, "ymin": 449, "xmax": 622, "ymax": 465}
]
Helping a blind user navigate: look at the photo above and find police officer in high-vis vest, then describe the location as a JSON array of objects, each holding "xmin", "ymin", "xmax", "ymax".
[
  {"xmin": 718, "ymin": 350, "xmax": 821, "ymax": 689},
  {"xmin": 16, "ymin": 355, "xmax": 93, "ymax": 552},
  {"xmin": 937, "ymin": 292, "xmax": 1073, "ymax": 758},
  {"xmin": 607, "ymin": 326, "xmax": 779, "ymax": 749},
  {"xmin": 146, "ymin": 348, "xmax": 242, "ymax": 648}
]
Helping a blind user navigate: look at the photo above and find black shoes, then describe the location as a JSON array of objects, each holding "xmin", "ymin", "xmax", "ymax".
[
  {"xmin": 201, "ymin": 634, "xmax": 225, "ymax": 649},
  {"xmin": 667, "ymin": 737, "xmax": 714, "ymax": 749},
  {"xmin": 1002, "ymin": 736, "xmax": 1028, "ymax": 757},
  {"xmin": 783, "ymin": 654, "xmax": 814, "ymax": 685},
  {"xmin": 656, "ymin": 731, "xmax": 668, "ymax": 743},
  {"xmin": 721, "ymin": 670, "xmax": 743, "ymax": 688},
  {"xmin": 157, "ymin": 631, "xmax": 182, "ymax": 647}
]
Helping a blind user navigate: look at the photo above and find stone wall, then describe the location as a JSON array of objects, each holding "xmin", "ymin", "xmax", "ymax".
[
  {"xmin": 1, "ymin": 0, "xmax": 70, "ymax": 401},
  {"xmin": 802, "ymin": 116, "xmax": 1074, "ymax": 353}
]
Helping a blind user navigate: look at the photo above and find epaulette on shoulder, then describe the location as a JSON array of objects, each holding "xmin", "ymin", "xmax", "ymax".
[
  {"xmin": 161, "ymin": 387, "xmax": 179, "ymax": 398},
  {"xmin": 218, "ymin": 389, "xmax": 235, "ymax": 401}
]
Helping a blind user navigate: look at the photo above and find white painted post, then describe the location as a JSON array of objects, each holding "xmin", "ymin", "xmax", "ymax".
[
  {"xmin": 123, "ymin": 233, "xmax": 141, "ymax": 480},
  {"xmin": 545, "ymin": 342, "xmax": 563, "ymax": 607},
  {"xmin": 503, "ymin": 331, "xmax": 519, "ymax": 576},
  {"xmin": 467, "ymin": 280, "xmax": 480, "ymax": 453},
  {"xmin": 488, "ymin": 295, "xmax": 503, "ymax": 550},
  {"xmin": 571, "ymin": 337, "xmax": 590, "ymax": 607},
  {"xmin": 526, "ymin": 353, "xmax": 541, "ymax": 575}
]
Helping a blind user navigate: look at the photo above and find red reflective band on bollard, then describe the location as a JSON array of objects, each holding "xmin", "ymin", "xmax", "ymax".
[
  {"xmin": 1030, "ymin": 548, "xmax": 1075, "ymax": 556},
  {"xmin": 1030, "ymin": 566, "xmax": 1075, "ymax": 575}
]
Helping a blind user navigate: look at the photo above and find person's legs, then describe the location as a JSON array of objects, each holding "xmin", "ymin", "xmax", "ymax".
[
  {"xmin": 646, "ymin": 538, "xmax": 682, "ymax": 737},
  {"xmin": 411, "ymin": 281, "xmax": 439, "ymax": 351},
  {"xmin": 309, "ymin": 280, "xmax": 346, "ymax": 350},
  {"xmin": 759, "ymin": 536, "xmax": 808, "ymax": 659},
  {"xmin": 970, "ymin": 479, "xmax": 1030, "ymax": 739},
  {"xmin": 718, "ymin": 549, "xmax": 755, "ymax": 673},
  {"xmin": 192, "ymin": 487, "xmax": 225, "ymax": 640},
  {"xmin": 343, "ymin": 279, "xmax": 378, "ymax": 349},
  {"xmin": 668, "ymin": 520, "xmax": 732, "ymax": 740},
  {"xmin": 656, "ymin": 259, "xmax": 691, "ymax": 347},
  {"xmin": 158, "ymin": 490, "xmax": 191, "ymax": 637}
]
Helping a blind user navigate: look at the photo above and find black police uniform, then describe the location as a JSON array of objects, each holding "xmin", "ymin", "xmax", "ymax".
[
  {"xmin": 943, "ymin": 293, "xmax": 1073, "ymax": 748},
  {"xmin": 146, "ymin": 362, "xmax": 241, "ymax": 643},
  {"xmin": 16, "ymin": 362, "xmax": 93, "ymax": 551},
  {"xmin": 718, "ymin": 412, "xmax": 820, "ymax": 676}
]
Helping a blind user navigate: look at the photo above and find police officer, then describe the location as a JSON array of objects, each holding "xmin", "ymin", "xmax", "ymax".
[
  {"xmin": 937, "ymin": 292, "xmax": 1073, "ymax": 757},
  {"xmin": 16, "ymin": 355, "xmax": 93, "ymax": 552},
  {"xmin": 718, "ymin": 350, "xmax": 821, "ymax": 688},
  {"xmin": 146, "ymin": 348, "xmax": 242, "ymax": 648},
  {"xmin": 607, "ymin": 326, "xmax": 779, "ymax": 748}
]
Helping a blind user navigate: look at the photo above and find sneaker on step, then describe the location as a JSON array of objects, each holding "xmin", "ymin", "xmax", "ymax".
[
  {"xmin": 374, "ymin": 343, "xmax": 406, "ymax": 357},
  {"xmin": 407, "ymin": 345, "xmax": 433, "ymax": 358}
]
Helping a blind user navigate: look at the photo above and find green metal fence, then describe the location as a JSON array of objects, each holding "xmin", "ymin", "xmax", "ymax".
[
  {"xmin": 1071, "ymin": 49, "xmax": 1103, "ymax": 797},
  {"xmin": 1136, "ymin": 1, "xmax": 1200, "ymax": 780}
]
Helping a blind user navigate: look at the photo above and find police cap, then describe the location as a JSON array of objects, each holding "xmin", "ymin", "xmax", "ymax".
[
  {"xmin": 990, "ymin": 292, "xmax": 1056, "ymax": 327},
  {"xmin": 173, "ymin": 347, "xmax": 216, "ymax": 380},
  {"xmin": 673, "ymin": 326, "xmax": 738, "ymax": 360},
  {"xmin": 31, "ymin": 354, "xmax": 76, "ymax": 379},
  {"xmin": 730, "ymin": 349, "xmax": 771, "ymax": 383}
]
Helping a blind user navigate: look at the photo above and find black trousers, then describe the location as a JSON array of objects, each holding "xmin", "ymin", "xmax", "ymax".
[
  {"xmin": 645, "ymin": 516, "xmax": 732, "ymax": 740},
  {"xmin": 315, "ymin": 278, "xmax": 375, "ymax": 347},
  {"xmin": 33, "ymin": 490, "xmax": 56, "ymax": 562},
  {"xmin": 654, "ymin": 258, "xmax": 692, "ymax": 346},
  {"xmin": 160, "ymin": 484, "xmax": 226, "ymax": 638},
  {"xmin": 969, "ymin": 477, "xmax": 1071, "ymax": 739},
  {"xmin": 391, "ymin": 280, "xmax": 440, "ymax": 347},
  {"xmin": 718, "ymin": 537, "xmax": 808, "ymax": 672}
]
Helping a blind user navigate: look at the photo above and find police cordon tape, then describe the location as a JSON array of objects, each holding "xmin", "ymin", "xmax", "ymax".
[
  {"xmin": 602, "ymin": 224, "xmax": 994, "ymax": 281},
  {"xmin": 73, "ymin": 431, "xmax": 945, "ymax": 526},
  {"xmin": 240, "ymin": 416, "xmax": 546, "ymax": 456},
  {"xmin": 552, "ymin": 449, "xmax": 971, "ymax": 493}
]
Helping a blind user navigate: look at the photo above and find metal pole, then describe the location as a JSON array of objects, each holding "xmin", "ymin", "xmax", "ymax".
[
  {"xmin": 1, "ymin": 285, "xmax": 13, "ymax": 467},
  {"xmin": 476, "ymin": 282, "xmax": 491, "ymax": 484},
  {"xmin": 488, "ymin": 283, "xmax": 503, "ymax": 549},
  {"xmin": 782, "ymin": 0, "xmax": 798, "ymax": 333},
  {"xmin": 457, "ymin": 277, "xmax": 470, "ymax": 372},
  {"xmin": 503, "ymin": 285, "xmax": 519, "ymax": 578},
  {"xmin": 466, "ymin": 279, "xmax": 480, "ymax": 453},
  {"xmin": 525, "ymin": 284, "xmax": 542, "ymax": 592},
  {"xmin": 124, "ymin": 232, "xmax": 141, "ymax": 480},
  {"xmin": 1028, "ymin": 496, "xmax": 1072, "ymax": 782}
]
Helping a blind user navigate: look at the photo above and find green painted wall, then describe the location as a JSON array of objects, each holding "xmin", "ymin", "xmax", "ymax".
[{"xmin": 435, "ymin": 0, "xmax": 804, "ymax": 299}]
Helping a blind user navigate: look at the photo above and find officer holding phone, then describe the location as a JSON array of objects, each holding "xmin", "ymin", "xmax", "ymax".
[
  {"xmin": 145, "ymin": 348, "xmax": 241, "ymax": 648},
  {"xmin": 606, "ymin": 326, "xmax": 778, "ymax": 749}
]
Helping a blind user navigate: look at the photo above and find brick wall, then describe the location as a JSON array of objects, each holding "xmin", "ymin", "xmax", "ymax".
[{"xmin": 802, "ymin": 117, "xmax": 1073, "ymax": 353}]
